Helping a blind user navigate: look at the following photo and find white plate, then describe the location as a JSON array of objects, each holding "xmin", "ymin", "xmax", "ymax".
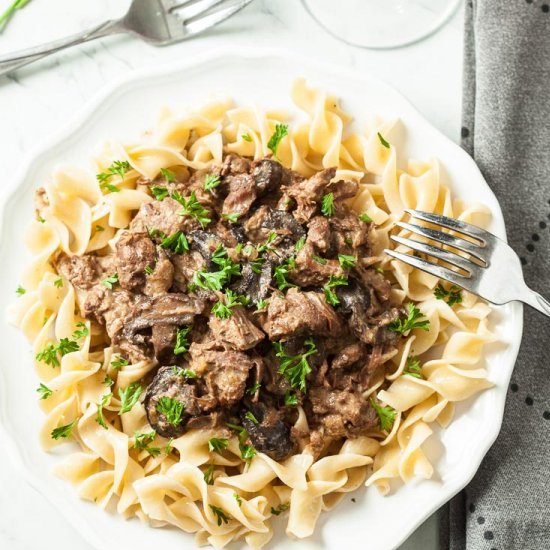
[{"xmin": 0, "ymin": 48, "xmax": 523, "ymax": 550}]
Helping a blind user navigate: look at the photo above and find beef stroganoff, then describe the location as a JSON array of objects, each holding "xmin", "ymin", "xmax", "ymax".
[{"xmin": 8, "ymin": 80, "xmax": 495, "ymax": 548}]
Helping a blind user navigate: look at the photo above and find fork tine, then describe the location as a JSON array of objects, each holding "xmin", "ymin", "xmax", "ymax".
[
  {"xmin": 173, "ymin": 0, "xmax": 226, "ymax": 21},
  {"xmin": 405, "ymin": 209, "xmax": 489, "ymax": 242},
  {"xmin": 390, "ymin": 235, "xmax": 478, "ymax": 273},
  {"xmin": 396, "ymin": 221, "xmax": 487, "ymax": 263},
  {"xmin": 183, "ymin": 0, "xmax": 252, "ymax": 35},
  {"xmin": 385, "ymin": 249, "xmax": 471, "ymax": 287}
]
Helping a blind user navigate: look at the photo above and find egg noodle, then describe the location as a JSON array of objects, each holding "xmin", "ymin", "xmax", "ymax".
[{"xmin": 8, "ymin": 79, "xmax": 495, "ymax": 548}]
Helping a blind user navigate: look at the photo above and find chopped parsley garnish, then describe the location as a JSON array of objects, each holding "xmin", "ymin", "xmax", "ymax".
[
  {"xmin": 204, "ymin": 174, "xmax": 221, "ymax": 192},
  {"xmin": 234, "ymin": 493, "xmax": 243, "ymax": 506},
  {"xmin": 164, "ymin": 438, "xmax": 174, "ymax": 455},
  {"xmin": 204, "ymin": 464, "xmax": 215, "ymax": 485},
  {"xmin": 321, "ymin": 192, "xmax": 335, "ymax": 217},
  {"xmin": 54, "ymin": 278, "xmax": 63, "ymax": 288},
  {"xmin": 37, "ymin": 383, "xmax": 53, "ymax": 400},
  {"xmin": 95, "ymin": 392, "xmax": 112, "ymax": 429},
  {"xmin": 404, "ymin": 356, "xmax": 423, "ymax": 379},
  {"xmin": 156, "ymin": 396, "xmax": 185, "ymax": 426},
  {"xmin": 144, "ymin": 264, "xmax": 154, "ymax": 275},
  {"xmin": 211, "ymin": 290, "xmax": 247, "ymax": 319},
  {"xmin": 160, "ymin": 167, "xmax": 176, "ymax": 183},
  {"xmin": 359, "ymin": 212, "xmax": 373, "ymax": 223},
  {"xmin": 284, "ymin": 391, "xmax": 298, "ymax": 406},
  {"xmin": 338, "ymin": 254, "xmax": 356, "ymax": 269},
  {"xmin": 160, "ymin": 230, "xmax": 189, "ymax": 254},
  {"xmin": 221, "ymin": 212, "xmax": 241, "ymax": 223},
  {"xmin": 72, "ymin": 322, "xmax": 89, "ymax": 339},
  {"xmin": 171, "ymin": 366, "xmax": 197, "ymax": 379},
  {"xmin": 15, "ymin": 285, "xmax": 25, "ymax": 296},
  {"xmin": 271, "ymin": 503, "xmax": 290, "ymax": 516},
  {"xmin": 370, "ymin": 397, "xmax": 396, "ymax": 432},
  {"xmin": 134, "ymin": 431, "xmax": 160, "ymax": 457},
  {"xmin": 95, "ymin": 225, "xmax": 105, "ymax": 232},
  {"xmin": 434, "ymin": 283, "xmax": 463, "ymax": 306},
  {"xmin": 241, "ymin": 133, "xmax": 252, "ymax": 142},
  {"xmin": 323, "ymin": 275, "xmax": 348, "ymax": 306},
  {"xmin": 190, "ymin": 245, "xmax": 240, "ymax": 291},
  {"xmin": 267, "ymin": 123, "xmax": 288, "ymax": 159},
  {"xmin": 151, "ymin": 186, "xmax": 169, "ymax": 201},
  {"xmin": 312, "ymin": 255, "xmax": 327, "ymax": 265},
  {"xmin": 51, "ymin": 420, "xmax": 76, "ymax": 440},
  {"xmin": 118, "ymin": 382, "xmax": 143, "ymax": 414},
  {"xmin": 37, "ymin": 216, "xmax": 46, "ymax": 223},
  {"xmin": 256, "ymin": 299, "xmax": 268, "ymax": 310},
  {"xmin": 209, "ymin": 505, "xmax": 231, "ymax": 526},
  {"xmin": 103, "ymin": 375, "xmax": 114, "ymax": 387},
  {"xmin": 274, "ymin": 337, "xmax": 317, "ymax": 392},
  {"xmin": 173, "ymin": 326, "xmax": 192, "ymax": 355},
  {"xmin": 208, "ymin": 437, "xmax": 229, "ymax": 453},
  {"xmin": 389, "ymin": 303, "xmax": 430, "ymax": 334},
  {"xmin": 227, "ymin": 423, "xmax": 256, "ymax": 463},
  {"xmin": 97, "ymin": 160, "xmax": 131, "ymax": 190},
  {"xmin": 256, "ymin": 232, "xmax": 277, "ymax": 254},
  {"xmin": 250, "ymin": 257, "xmax": 266, "ymax": 274},
  {"xmin": 102, "ymin": 273, "xmax": 119, "ymax": 290},
  {"xmin": 173, "ymin": 190, "xmax": 211, "ymax": 228},
  {"xmin": 294, "ymin": 236, "xmax": 306, "ymax": 252},
  {"xmin": 246, "ymin": 382, "xmax": 261, "ymax": 395},
  {"xmin": 111, "ymin": 355, "xmax": 129, "ymax": 370},
  {"xmin": 244, "ymin": 411, "xmax": 259, "ymax": 424},
  {"xmin": 377, "ymin": 132, "xmax": 390, "ymax": 149},
  {"xmin": 273, "ymin": 256, "xmax": 296, "ymax": 291},
  {"xmin": 36, "ymin": 338, "xmax": 79, "ymax": 367},
  {"xmin": 375, "ymin": 266, "xmax": 384, "ymax": 274}
]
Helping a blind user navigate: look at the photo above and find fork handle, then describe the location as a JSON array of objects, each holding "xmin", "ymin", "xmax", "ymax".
[
  {"xmin": 523, "ymin": 289, "xmax": 550, "ymax": 318},
  {"xmin": 0, "ymin": 19, "xmax": 123, "ymax": 78}
]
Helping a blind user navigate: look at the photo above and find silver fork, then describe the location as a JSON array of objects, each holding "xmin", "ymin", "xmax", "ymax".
[
  {"xmin": 0, "ymin": 0, "xmax": 253, "ymax": 78},
  {"xmin": 385, "ymin": 209, "xmax": 550, "ymax": 317}
]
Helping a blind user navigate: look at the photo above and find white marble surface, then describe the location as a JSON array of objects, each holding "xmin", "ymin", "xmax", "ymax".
[{"xmin": 0, "ymin": 0, "xmax": 464, "ymax": 548}]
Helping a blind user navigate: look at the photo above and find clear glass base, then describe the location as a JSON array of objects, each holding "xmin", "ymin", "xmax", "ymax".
[{"xmin": 301, "ymin": 0, "xmax": 462, "ymax": 49}]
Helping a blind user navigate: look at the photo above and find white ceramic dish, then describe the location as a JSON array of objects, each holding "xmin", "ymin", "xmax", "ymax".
[{"xmin": 0, "ymin": 48, "xmax": 523, "ymax": 550}]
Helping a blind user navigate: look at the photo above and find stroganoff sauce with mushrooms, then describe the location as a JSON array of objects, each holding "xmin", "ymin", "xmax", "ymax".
[{"xmin": 46, "ymin": 138, "xmax": 425, "ymax": 463}]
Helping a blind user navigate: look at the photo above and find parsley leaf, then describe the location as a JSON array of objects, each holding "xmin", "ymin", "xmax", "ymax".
[
  {"xmin": 434, "ymin": 283, "xmax": 463, "ymax": 306},
  {"xmin": 95, "ymin": 392, "xmax": 112, "ymax": 429},
  {"xmin": 156, "ymin": 396, "xmax": 185, "ymax": 426},
  {"xmin": 171, "ymin": 365, "xmax": 197, "ymax": 379},
  {"xmin": 241, "ymin": 133, "xmax": 252, "ymax": 142},
  {"xmin": 160, "ymin": 167, "xmax": 176, "ymax": 183},
  {"xmin": 209, "ymin": 505, "xmax": 231, "ymax": 526},
  {"xmin": 267, "ymin": 123, "xmax": 288, "ymax": 159},
  {"xmin": 118, "ymin": 382, "xmax": 143, "ymax": 414},
  {"xmin": 173, "ymin": 190, "xmax": 211, "ymax": 228},
  {"xmin": 389, "ymin": 303, "xmax": 430, "ymax": 334},
  {"xmin": 321, "ymin": 192, "xmax": 335, "ymax": 217},
  {"xmin": 103, "ymin": 375, "xmax": 114, "ymax": 387},
  {"xmin": 274, "ymin": 337, "xmax": 317, "ymax": 392},
  {"xmin": 370, "ymin": 397, "xmax": 396, "ymax": 432},
  {"xmin": 294, "ymin": 236, "xmax": 306, "ymax": 253},
  {"xmin": 72, "ymin": 322, "xmax": 89, "ymax": 339},
  {"xmin": 190, "ymin": 246, "xmax": 240, "ymax": 292},
  {"xmin": 144, "ymin": 264, "xmax": 154, "ymax": 275},
  {"xmin": 204, "ymin": 464, "xmax": 215, "ymax": 485},
  {"xmin": 16, "ymin": 285, "xmax": 25, "ymax": 296},
  {"xmin": 51, "ymin": 420, "xmax": 76, "ymax": 440},
  {"xmin": 323, "ymin": 275, "xmax": 348, "ymax": 306},
  {"xmin": 37, "ymin": 383, "xmax": 53, "ymax": 400},
  {"xmin": 274, "ymin": 256, "xmax": 296, "ymax": 291},
  {"xmin": 246, "ymin": 382, "xmax": 261, "ymax": 395},
  {"xmin": 211, "ymin": 290, "xmax": 247, "ymax": 319},
  {"xmin": 97, "ymin": 160, "xmax": 131, "ymax": 191},
  {"xmin": 174, "ymin": 326, "xmax": 192, "ymax": 355},
  {"xmin": 234, "ymin": 493, "xmax": 243, "ymax": 506},
  {"xmin": 312, "ymin": 254, "xmax": 327, "ymax": 265},
  {"xmin": 95, "ymin": 224, "xmax": 105, "ymax": 232},
  {"xmin": 134, "ymin": 431, "xmax": 160, "ymax": 457},
  {"xmin": 338, "ymin": 254, "xmax": 356, "ymax": 269},
  {"xmin": 377, "ymin": 132, "xmax": 390, "ymax": 149},
  {"xmin": 54, "ymin": 278, "xmax": 63, "ymax": 288},
  {"xmin": 102, "ymin": 273, "xmax": 119, "ymax": 290},
  {"xmin": 36, "ymin": 338, "xmax": 79, "ymax": 367},
  {"xmin": 227, "ymin": 423, "xmax": 257, "ymax": 463},
  {"xmin": 111, "ymin": 355, "xmax": 129, "ymax": 370},
  {"xmin": 256, "ymin": 299, "xmax": 268, "ymax": 310},
  {"xmin": 221, "ymin": 212, "xmax": 240, "ymax": 223},
  {"xmin": 151, "ymin": 186, "xmax": 169, "ymax": 201},
  {"xmin": 284, "ymin": 391, "xmax": 298, "ymax": 406},
  {"xmin": 244, "ymin": 411, "xmax": 259, "ymax": 424},
  {"xmin": 208, "ymin": 437, "xmax": 229, "ymax": 453},
  {"xmin": 160, "ymin": 230, "xmax": 189, "ymax": 254},
  {"xmin": 404, "ymin": 356, "xmax": 423, "ymax": 379},
  {"xmin": 271, "ymin": 503, "xmax": 290, "ymax": 516},
  {"xmin": 204, "ymin": 174, "xmax": 221, "ymax": 192},
  {"xmin": 359, "ymin": 212, "xmax": 373, "ymax": 223}
]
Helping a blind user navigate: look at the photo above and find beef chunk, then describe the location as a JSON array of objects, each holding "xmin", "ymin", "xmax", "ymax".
[
  {"xmin": 245, "ymin": 206, "xmax": 305, "ymax": 246},
  {"xmin": 130, "ymin": 197, "xmax": 191, "ymax": 235},
  {"xmin": 306, "ymin": 216, "xmax": 331, "ymax": 252},
  {"xmin": 330, "ymin": 179, "xmax": 358, "ymax": 203},
  {"xmin": 283, "ymin": 167, "xmax": 336, "ymax": 223},
  {"xmin": 220, "ymin": 153, "xmax": 251, "ymax": 176},
  {"xmin": 143, "ymin": 249, "xmax": 174, "ymax": 296},
  {"xmin": 263, "ymin": 288, "xmax": 343, "ymax": 339},
  {"xmin": 306, "ymin": 387, "xmax": 378, "ymax": 438},
  {"xmin": 208, "ymin": 307, "xmax": 265, "ymax": 350},
  {"xmin": 223, "ymin": 173, "xmax": 257, "ymax": 217},
  {"xmin": 188, "ymin": 343, "xmax": 253, "ymax": 407},
  {"xmin": 251, "ymin": 159, "xmax": 283, "ymax": 196},
  {"xmin": 241, "ymin": 402, "xmax": 294, "ymax": 461},
  {"xmin": 54, "ymin": 252, "xmax": 103, "ymax": 290},
  {"xmin": 329, "ymin": 209, "xmax": 370, "ymax": 250},
  {"xmin": 115, "ymin": 231, "xmax": 156, "ymax": 291},
  {"xmin": 172, "ymin": 250, "xmax": 206, "ymax": 289},
  {"xmin": 290, "ymin": 239, "xmax": 340, "ymax": 286},
  {"xmin": 151, "ymin": 324, "xmax": 177, "ymax": 363}
]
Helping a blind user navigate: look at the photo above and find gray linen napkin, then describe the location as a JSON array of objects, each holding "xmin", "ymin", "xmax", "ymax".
[{"xmin": 439, "ymin": 1, "xmax": 550, "ymax": 549}]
